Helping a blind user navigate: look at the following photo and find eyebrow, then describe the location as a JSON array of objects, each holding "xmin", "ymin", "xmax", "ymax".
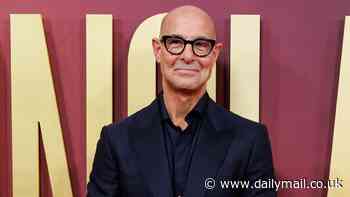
[{"xmin": 164, "ymin": 34, "xmax": 215, "ymax": 40}]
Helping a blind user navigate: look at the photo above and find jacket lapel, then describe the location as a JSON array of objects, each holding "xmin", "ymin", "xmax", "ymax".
[
  {"xmin": 129, "ymin": 100, "xmax": 173, "ymax": 197},
  {"xmin": 129, "ymin": 97, "xmax": 236, "ymax": 197},
  {"xmin": 183, "ymin": 99, "xmax": 236, "ymax": 197}
]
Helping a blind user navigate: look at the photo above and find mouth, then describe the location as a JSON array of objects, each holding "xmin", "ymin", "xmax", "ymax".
[
  {"xmin": 174, "ymin": 68, "xmax": 200, "ymax": 75},
  {"xmin": 174, "ymin": 67, "xmax": 199, "ymax": 72}
]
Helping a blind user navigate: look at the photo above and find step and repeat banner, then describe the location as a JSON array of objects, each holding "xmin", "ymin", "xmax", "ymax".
[{"xmin": 0, "ymin": 0, "xmax": 349, "ymax": 197}]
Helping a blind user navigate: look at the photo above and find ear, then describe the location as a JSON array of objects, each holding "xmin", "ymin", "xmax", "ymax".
[
  {"xmin": 212, "ymin": 42, "xmax": 223, "ymax": 60},
  {"xmin": 152, "ymin": 38, "xmax": 162, "ymax": 63}
]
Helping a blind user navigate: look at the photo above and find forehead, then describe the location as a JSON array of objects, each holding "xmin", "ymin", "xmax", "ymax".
[{"xmin": 161, "ymin": 13, "xmax": 216, "ymax": 39}]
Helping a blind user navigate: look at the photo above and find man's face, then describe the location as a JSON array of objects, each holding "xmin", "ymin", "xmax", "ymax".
[{"xmin": 152, "ymin": 12, "xmax": 222, "ymax": 92}]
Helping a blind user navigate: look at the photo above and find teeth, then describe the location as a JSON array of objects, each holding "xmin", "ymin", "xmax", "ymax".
[
  {"xmin": 175, "ymin": 65, "xmax": 197, "ymax": 69},
  {"xmin": 175, "ymin": 62, "xmax": 200, "ymax": 70}
]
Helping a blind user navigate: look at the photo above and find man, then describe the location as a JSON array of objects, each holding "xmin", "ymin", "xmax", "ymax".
[{"xmin": 88, "ymin": 5, "xmax": 276, "ymax": 197}]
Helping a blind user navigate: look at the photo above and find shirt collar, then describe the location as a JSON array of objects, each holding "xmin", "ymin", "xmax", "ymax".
[{"xmin": 158, "ymin": 91, "xmax": 209, "ymax": 121}]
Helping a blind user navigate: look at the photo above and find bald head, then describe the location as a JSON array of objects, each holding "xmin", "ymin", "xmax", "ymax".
[{"xmin": 160, "ymin": 5, "xmax": 217, "ymax": 39}]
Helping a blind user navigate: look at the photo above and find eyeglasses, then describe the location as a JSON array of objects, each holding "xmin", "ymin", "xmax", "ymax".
[{"xmin": 160, "ymin": 35, "xmax": 216, "ymax": 57}]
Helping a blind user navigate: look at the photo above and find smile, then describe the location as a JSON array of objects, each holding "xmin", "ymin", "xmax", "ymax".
[{"xmin": 174, "ymin": 68, "xmax": 200, "ymax": 72}]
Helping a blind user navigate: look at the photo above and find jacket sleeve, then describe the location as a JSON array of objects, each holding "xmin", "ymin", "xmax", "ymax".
[
  {"xmin": 240, "ymin": 125, "xmax": 277, "ymax": 197},
  {"xmin": 87, "ymin": 126, "xmax": 120, "ymax": 197}
]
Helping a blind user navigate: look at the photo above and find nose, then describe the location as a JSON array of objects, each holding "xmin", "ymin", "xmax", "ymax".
[{"xmin": 180, "ymin": 43, "xmax": 195, "ymax": 63}]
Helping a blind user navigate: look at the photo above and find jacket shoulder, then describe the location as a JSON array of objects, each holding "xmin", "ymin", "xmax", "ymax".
[
  {"xmin": 208, "ymin": 99, "xmax": 264, "ymax": 129},
  {"xmin": 102, "ymin": 99, "xmax": 158, "ymax": 136},
  {"xmin": 207, "ymin": 99, "xmax": 268, "ymax": 141}
]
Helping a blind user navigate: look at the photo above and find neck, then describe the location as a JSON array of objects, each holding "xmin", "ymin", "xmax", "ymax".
[{"xmin": 162, "ymin": 81, "xmax": 206, "ymax": 130}]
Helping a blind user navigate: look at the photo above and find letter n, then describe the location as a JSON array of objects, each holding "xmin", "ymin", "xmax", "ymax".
[{"xmin": 11, "ymin": 14, "xmax": 72, "ymax": 197}]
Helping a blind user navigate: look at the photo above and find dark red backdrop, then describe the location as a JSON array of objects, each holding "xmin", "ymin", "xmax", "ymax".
[{"xmin": 0, "ymin": 0, "xmax": 348, "ymax": 197}]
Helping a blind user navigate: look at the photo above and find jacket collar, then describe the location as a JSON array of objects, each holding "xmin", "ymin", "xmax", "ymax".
[
  {"xmin": 133, "ymin": 94, "xmax": 235, "ymax": 131},
  {"xmin": 158, "ymin": 92, "xmax": 210, "ymax": 122}
]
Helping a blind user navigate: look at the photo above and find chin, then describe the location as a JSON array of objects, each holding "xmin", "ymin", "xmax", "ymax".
[
  {"xmin": 172, "ymin": 81, "xmax": 204, "ymax": 92},
  {"xmin": 164, "ymin": 75, "xmax": 207, "ymax": 92}
]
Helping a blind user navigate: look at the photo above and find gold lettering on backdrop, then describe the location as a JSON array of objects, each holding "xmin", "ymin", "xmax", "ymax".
[
  {"xmin": 86, "ymin": 14, "xmax": 113, "ymax": 183},
  {"xmin": 11, "ymin": 14, "xmax": 72, "ymax": 197},
  {"xmin": 230, "ymin": 15, "xmax": 260, "ymax": 122},
  {"xmin": 128, "ymin": 13, "xmax": 166, "ymax": 115},
  {"xmin": 127, "ymin": 13, "xmax": 216, "ymax": 115},
  {"xmin": 328, "ymin": 16, "xmax": 350, "ymax": 197}
]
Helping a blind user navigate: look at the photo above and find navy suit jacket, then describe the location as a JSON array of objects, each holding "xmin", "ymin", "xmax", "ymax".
[{"xmin": 87, "ymin": 97, "xmax": 276, "ymax": 197}]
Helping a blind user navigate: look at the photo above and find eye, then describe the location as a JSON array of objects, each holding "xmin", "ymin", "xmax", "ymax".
[
  {"xmin": 194, "ymin": 40, "xmax": 212, "ymax": 52},
  {"xmin": 194, "ymin": 40, "xmax": 210, "ymax": 48}
]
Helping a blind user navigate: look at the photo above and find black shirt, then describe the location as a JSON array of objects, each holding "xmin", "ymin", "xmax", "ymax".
[{"xmin": 158, "ymin": 92, "xmax": 209, "ymax": 197}]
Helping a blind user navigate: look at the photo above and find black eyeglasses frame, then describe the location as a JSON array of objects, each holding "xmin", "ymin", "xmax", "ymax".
[{"xmin": 160, "ymin": 35, "xmax": 216, "ymax": 57}]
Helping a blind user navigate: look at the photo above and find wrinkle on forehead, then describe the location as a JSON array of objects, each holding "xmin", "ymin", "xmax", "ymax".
[{"xmin": 160, "ymin": 5, "xmax": 217, "ymax": 39}]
